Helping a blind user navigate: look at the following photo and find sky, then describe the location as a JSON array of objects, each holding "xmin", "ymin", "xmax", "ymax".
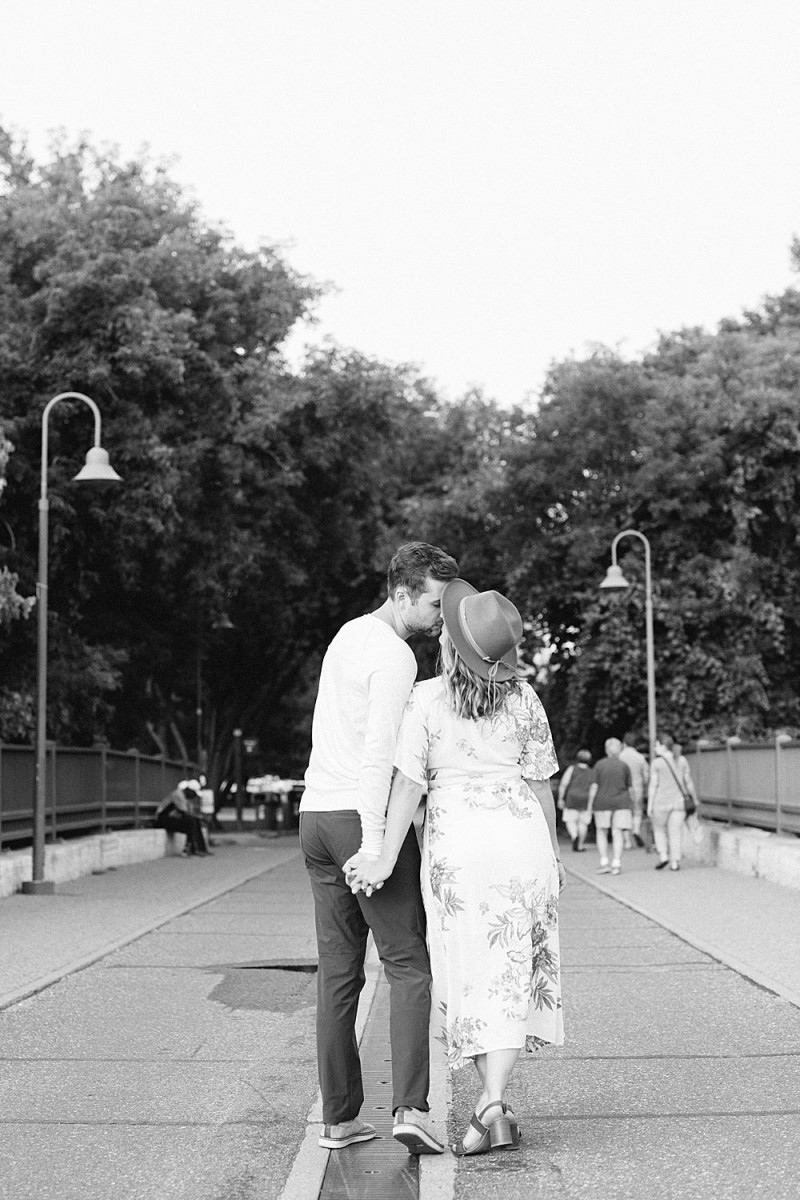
[{"xmin": 2, "ymin": 1, "xmax": 800, "ymax": 408}]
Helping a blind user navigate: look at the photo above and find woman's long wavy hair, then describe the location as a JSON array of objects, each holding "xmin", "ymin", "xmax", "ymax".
[{"xmin": 439, "ymin": 630, "xmax": 520, "ymax": 720}]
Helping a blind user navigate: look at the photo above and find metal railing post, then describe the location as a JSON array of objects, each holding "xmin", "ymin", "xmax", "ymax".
[
  {"xmin": 49, "ymin": 741, "xmax": 57, "ymax": 842},
  {"xmin": 774, "ymin": 734, "xmax": 790, "ymax": 836},
  {"xmin": 233, "ymin": 728, "xmax": 243, "ymax": 831},
  {"xmin": 133, "ymin": 750, "xmax": 141, "ymax": 829},
  {"xmin": 725, "ymin": 739, "xmax": 733, "ymax": 826},
  {"xmin": 100, "ymin": 745, "xmax": 108, "ymax": 833}
]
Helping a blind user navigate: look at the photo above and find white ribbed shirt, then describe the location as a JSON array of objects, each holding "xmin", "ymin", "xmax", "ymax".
[{"xmin": 301, "ymin": 614, "xmax": 417, "ymax": 854}]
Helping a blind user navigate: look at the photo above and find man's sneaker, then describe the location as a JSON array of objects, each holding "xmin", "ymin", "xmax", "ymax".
[
  {"xmin": 611, "ymin": 864, "xmax": 621, "ymax": 876},
  {"xmin": 596, "ymin": 862, "xmax": 611, "ymax": 874},
  {"xmin": 393, "ymin": 1108, "xmax": 445, "ymax": 1155},
  {"xmin": 319, "ymin": 1118, "xmax": 377, "ymax": 1149}
]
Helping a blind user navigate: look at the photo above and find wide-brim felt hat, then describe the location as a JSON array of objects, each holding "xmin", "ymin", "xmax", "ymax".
[{"xmin": 441, "ymin": 579, "xmax": 522, "ymax": 682}]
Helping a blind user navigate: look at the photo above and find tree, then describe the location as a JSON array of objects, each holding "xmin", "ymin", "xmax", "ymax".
[
  {"xmin": 494, "ymin": 305, "xmax": 800, "ymax": 753},
  {"xmin": 0, "ymin": 128, "xmax": 316, "ymax": 755}
]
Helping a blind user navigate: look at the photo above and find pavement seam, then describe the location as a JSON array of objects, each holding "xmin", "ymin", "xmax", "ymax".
[
  {"xmin": 275, "ymin": 940, "xmax": 383, "ymax": 1200},
  {"xmin": 563, "ymin": 863, "xmax": 800, "ymax": 1010},
  {"xmin": 0, "ymin": 856, "xmax": 297, "ymax": 1012}
]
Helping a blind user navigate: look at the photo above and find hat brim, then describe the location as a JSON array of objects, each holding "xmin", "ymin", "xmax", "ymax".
[{"xmin": 441, "ymin": 579, "xmax": 518, "ymax": 682}]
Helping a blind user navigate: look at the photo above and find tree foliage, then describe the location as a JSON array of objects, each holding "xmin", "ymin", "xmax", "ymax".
[
  {"xmin": 2, "ymin": 124, "xmax": 800, "ymax": 777},
  {"xmin": 495, "ymin": 297, "xmax": 800, "ymax": 754}
]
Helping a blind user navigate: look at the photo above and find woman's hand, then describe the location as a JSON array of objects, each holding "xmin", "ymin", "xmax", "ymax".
[
  {"xmin": 343, "ymin": 852, "xmax": 395, "ymax": 897},
  {"xmin": 557, "ymin": 860, "xmax": 566, "ymax": 893}
]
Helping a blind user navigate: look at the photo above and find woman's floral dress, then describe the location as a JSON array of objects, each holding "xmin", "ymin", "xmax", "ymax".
[{"xmin": 394, "ymin": 676, "xmax": 564, "ymax": 1071}]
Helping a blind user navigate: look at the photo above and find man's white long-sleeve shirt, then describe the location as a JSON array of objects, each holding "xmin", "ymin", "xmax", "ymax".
[{"xmin": 300, "ymin": 614, "xmax": 418, "ymax": 854}]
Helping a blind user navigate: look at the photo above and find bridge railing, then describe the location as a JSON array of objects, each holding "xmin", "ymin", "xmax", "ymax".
[
  {"xmin": 690, "ymin": 739, "xmax": 800, "ymax": 836},
  {"xmin": 0, "ymin": 744, "xmax": 188, "ymax": 848}
]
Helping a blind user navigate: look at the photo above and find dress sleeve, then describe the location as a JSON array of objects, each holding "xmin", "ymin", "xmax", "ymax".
[
  {"xmin": 393, "ymin": 686, "xmax": 430, "ymax": 787},
  {"xmin": 519, "ymin": 683, "xmax": 559, "ymax": 780}
]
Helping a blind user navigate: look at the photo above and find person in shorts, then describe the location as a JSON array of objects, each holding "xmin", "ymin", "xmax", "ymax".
[
  {"xmin": 587, "ymin": 738, "xmax": 633, "ymax": 876},
  {"xmin": 557, "ymin": 749, "xmax": 594, "ymax": 852},
  {"xmin": 618, "ymin": 732, "xmax": 649, "ymax": 849}
]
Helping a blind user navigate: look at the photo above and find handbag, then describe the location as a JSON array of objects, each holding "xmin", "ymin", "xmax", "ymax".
[{"xmin": 658, "ymin": 754, "xmax": 696, "ymax": 816}]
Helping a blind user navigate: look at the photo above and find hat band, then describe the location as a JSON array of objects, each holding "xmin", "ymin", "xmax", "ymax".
[{"xmin": 458, "ymin": 597, "xmax": 506, "ymax": 679}]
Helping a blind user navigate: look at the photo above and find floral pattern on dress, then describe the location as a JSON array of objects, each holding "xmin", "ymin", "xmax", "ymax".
[
  {"xmin": 427, "ymin": 855, "xmax": 464, "ymax": 926},
  {"xmin": 484, "ymin": 877, "xmax": 560, "ymax": 1018},
  {"xmin": 423, "ymin": 798, "xmax": 444, "ymax": 846},
  {"xmin": 456, "ymin": 737, "xmax": 478, "ymax": 759},
  {"xmin": 394, "ymin": 675, "xmax": 564, "ymax": 1071},
  {"xmin": 436, "ymin": 1001, "xmax": 488, "ymax": 1067}
]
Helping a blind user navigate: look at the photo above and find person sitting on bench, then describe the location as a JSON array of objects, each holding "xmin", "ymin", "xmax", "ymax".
[{"xmin": 154, "ymin": 781, "xmax": 211, "ymax": 856}]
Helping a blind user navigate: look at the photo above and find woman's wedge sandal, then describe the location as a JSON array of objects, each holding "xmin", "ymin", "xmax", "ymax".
[
  {"xmin": 451, "ymin": 1102, "xmax": 514, "ymax": 1156},
  {"xmin": 503, "ymin": 1103, "xmax": 521, "ymax": 1149}
]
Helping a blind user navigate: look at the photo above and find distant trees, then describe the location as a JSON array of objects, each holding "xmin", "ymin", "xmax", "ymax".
[
  {"xmin": 2, "ymin": 124, "xmax": 800, "ymax": 772},
  {"xmin": 493, "ymin": 280, "xmax": 800, "ymax": 753},
  {"xmin": 0, "ymin": 130, "xmax": 476, "ymax": 773}
]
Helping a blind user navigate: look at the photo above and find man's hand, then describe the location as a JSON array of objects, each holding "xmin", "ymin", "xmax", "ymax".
[{"xmin": 343, "ymin": 851, "xmax": 394, "ymax": 897}]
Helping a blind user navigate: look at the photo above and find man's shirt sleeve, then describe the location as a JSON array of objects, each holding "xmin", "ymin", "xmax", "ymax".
[{"xmin": 358, "ymin": 653, "xmax": 418, "ymax": 854}]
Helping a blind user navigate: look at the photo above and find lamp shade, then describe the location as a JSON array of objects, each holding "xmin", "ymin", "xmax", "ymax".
[
  {"xmin": 73, "ymin": 446, "xmax": 122, "ymax": 483},
  {"xmin": 599, "ymin": 564, "xmax": 629, "ymax": 591}
]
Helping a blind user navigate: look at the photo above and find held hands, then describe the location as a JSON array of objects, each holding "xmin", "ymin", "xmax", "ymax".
[{"xmin": 343, "ymin": 851, "xmax": 394, "ymax": 897}]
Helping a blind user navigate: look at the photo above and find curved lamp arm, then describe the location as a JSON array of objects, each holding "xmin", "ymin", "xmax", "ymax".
[{"xmin": 600, "ymin": 528, "xmax": 657, "ymax": 764}]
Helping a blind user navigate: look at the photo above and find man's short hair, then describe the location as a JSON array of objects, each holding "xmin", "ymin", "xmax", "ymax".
[
  {"xmin": 387, "ymin": 542, "xmax": 458, "ymax": 599},
  {"xmin": 605, "ymin": 737, "xmax": 622, "ymax": 756}
]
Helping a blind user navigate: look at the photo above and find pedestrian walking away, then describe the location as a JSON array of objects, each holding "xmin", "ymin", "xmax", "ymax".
[
  {"xmin": 648, "ymin": 733, "xmax": 696, "ymax": 871},
  {"xmin": 619, "ymin": 732, "xmax": 649, "ymax": 848},
  {"xmin": 557, "ymin": 749, "xmax": 594, "ymax": 852},
  {"xmin": 587, "ymin": 737, "xmax": 634, "ymax": 875},
  {"xmin": 299, "ymin": 541, "xmax": 458, "ymax": 1154},
  {"xmin": 346, "ymin": 579, "xmax": 565, "ymax": 1158}
]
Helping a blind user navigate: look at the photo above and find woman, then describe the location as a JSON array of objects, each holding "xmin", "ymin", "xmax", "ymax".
[
  {"xmin": 557, "ymin": 748, "xmax": 595, "ymax": 852},
  {"xmin": 346, "ymin": 580, "xmax": 564, "ymax": 1156},
  {"xmin": 648, "ymin": 734, "xmax": 690, "ymax": 871}
]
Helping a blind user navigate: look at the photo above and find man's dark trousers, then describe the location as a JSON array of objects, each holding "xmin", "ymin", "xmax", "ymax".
[{"xmin": 300, "ymin": 810, "xmax": 432, "ymax": 1125}]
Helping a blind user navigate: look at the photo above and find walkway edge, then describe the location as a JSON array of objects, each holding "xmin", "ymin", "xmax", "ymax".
[
  {"xmin": 0, "ymin": 857, "xmax": 290, "ymax": 1011},
  {"xmin": 419, "ymin": 1045, "xmax": 455, "ymax": 1200},
  {"xmin": 564, "ymin": 863, "xmax": 800, "ymax": 1010},
  {"xmin": 276, "ymin": 941, "xmax": 383, "ymax": 1200}
]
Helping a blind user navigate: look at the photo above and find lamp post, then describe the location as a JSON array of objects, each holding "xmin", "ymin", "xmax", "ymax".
[
  {"xmin": 21, "ymin": 393, "xmax": 121, "ymax": 896},
  {"xmin": 599, "ymin": 528, "xmax": 657, "ymax": 764}
]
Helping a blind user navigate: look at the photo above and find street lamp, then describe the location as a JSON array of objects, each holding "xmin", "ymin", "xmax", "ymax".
[
  {"xmin": 599, "ymin": 528, "xmax": 657, "ymax": 764},
  {"xmin": 21, "ymin": 393, "xmax": 121, "ymax": 895}
]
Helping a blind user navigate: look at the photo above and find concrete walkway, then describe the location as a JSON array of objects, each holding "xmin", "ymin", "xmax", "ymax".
[{"xmin": 0, "ymin": 833, "xmax": 798, "ymax": 1198}]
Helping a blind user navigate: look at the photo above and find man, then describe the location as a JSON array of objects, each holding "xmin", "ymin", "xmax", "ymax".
[
  {"xmin": 619, "ymin": 732, "xmax": 650, "ymax": 849},
  {"xmin": 154, "ymin": 781, "xmax": 211, "ymax": 856},
  {"xmin": 299, "ymin": 542, "xmax": 458, "ymax": 1154},
  {"xmin": 587, "ymin": 737, "xmax": 633, "ymax": 876}
]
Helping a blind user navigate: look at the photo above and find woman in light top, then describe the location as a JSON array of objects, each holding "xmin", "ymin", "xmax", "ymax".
[
  {"xmin": 346, "ymin": 580, "xmax": 564, "ymax": 1157},
  {"xmin": 648, "ymin": 733, "xmax": 695, "ymax": 871}
]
